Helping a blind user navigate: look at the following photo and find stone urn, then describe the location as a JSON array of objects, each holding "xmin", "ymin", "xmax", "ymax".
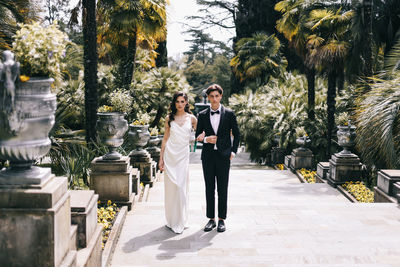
[
  {"xmin": 337, "ymin": 124, "xmax": 356, "ymax": 155},
  {"xmin": 157, "ymin": 135, "xmax": 164, "ymax": 148},
  {"xmin": 147, "ymin": 135, "xmax": 161, "ymax": 163},
  {"xmin": 96, "ymin": 112, "xmax": 128, "ymax": 160},
  {"xmin": 0, "ymin": 54, "xmax": 57, "ymax": 187},
  {"xmin": 295, "ymin": 135, "xmax": 311, "ymax": 151},
  {"xmin": 273, "ymin": 134, "xmax": 281, "ymax": 146},
  {"xmin": 129, "ymin": 124, "xmax": 151, "ymax": 157}
]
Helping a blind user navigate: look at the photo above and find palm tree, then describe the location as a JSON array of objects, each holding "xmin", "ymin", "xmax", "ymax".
[
  {"xmin": 82, "ymin": 0, "xmax": 99, "ymax": 144},
  {"xmin": 275, "ymin": 0, "xmax": 317, "ymax": 120},
  {"xmin": 230, "ymin": 33, "xmax": 286, "ymax": 87},
  {"xmin": 0, "ymin": 0, "xmax": 37, "ymax": 50},
  {"xmin": 355, "ymin": 71, "xmax": 400, "ymax": 170},
  {"xmin": 97, "ymin": 0, "xmax": 167, "ymax": 89},
  {"xmin": 305, "ymin": 7, "xmax": 354, "ymax": 158}
]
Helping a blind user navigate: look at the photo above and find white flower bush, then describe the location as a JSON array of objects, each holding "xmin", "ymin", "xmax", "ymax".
[
  {"xmin": 12, "ymin": 22, "xmax": 69, "ymax": 79},
  {"xmin": 99, "ymin": 89, "xmax": 133, "ymax": 114}
]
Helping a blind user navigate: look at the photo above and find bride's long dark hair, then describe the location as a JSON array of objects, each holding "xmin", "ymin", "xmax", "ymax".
[{"xmin": 168, "ymin": 91, "xmax": 191, "ymax": 127}]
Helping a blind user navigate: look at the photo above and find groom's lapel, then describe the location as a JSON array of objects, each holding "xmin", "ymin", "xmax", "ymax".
[
  {"xmin": 217, "ymin": 105, "xmax": 225, "ymax": 134},
  {"xmin": 205, "ymin": 108, "xmax": 215, "ymax": 135}
]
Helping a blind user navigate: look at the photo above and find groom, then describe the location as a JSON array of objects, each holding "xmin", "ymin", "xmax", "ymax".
[{"xmin": 196, "ymin": 84, "xmax": 240, "ymax": 232}]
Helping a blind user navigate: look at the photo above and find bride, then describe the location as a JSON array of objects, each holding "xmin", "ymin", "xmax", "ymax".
[{"xmin": 159, "ymin": 91, "xmax": 204, "ymax": 234}]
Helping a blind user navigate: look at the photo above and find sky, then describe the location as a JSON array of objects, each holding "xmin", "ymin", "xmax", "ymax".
[{"xmin": 166, "ymin": 0, "xmax": 235, "ymax": 59}]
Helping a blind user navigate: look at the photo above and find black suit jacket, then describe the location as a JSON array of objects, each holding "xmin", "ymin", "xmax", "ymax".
[{"xmin": 196, "ymin": 105, "xmax": 240, "ymax": 160}]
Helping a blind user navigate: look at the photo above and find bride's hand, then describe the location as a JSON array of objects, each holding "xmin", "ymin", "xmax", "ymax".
[
  {"xmin": 159, "ymin": 158, "xmax": 164, "ymax": 171},
  {"xmin": 197, "ymin": 131, "xmax": 205, "ymax": 141}
]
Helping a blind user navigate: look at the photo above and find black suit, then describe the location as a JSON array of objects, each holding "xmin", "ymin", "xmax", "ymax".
[{"xmin": 196, "ymin": 105, "xmax": 240, "ymax": 219}]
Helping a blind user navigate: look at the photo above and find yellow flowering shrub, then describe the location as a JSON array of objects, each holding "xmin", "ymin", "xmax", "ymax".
[
  {"xmin": 299, "ymin": 168, "xmax": 316, "ymax": 183},
  {"xmin": 342, "ymin": 181, "xmax": 374, "ymax": 203},
  {"xmin": 98, "ymin": 105, "xmax": 114, "ymax": 113},
  {"xmin": 276, "ymin": 164, "xmax": 284, "ymax": 170},
  {"xmin": 97, "ymin": 200, "xmax": 120, "ymax": 249}
]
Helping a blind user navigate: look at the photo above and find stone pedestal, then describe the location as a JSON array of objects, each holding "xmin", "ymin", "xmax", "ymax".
[
  {"xmin": 70, "ymin": 190, "xmax": 102, "ymax": 267},
  {"xmin": 271, "ymin": 147, "xmax": 284, "ymax": 165},
  {"xmin": 284, "ymin": 155, "xmax": 291, "ymax": 169},
  {"xmin": 327, "ymin": 152, "xmax": 362, "ymax": 187},
  {"xmin": 290, "ymin": 148, "xmax": 313, "ymax": 171},
  {"xmin": 130, "ymin": 150, "xmax": 154, "ymax": 187},
  {"xmin": 132, "ymin": 168, "xmax": 140, "ymax": 195},
  {"xmin": 90, "ymin": 156, "xmax": 134, "ymax": 210},
  {"xmin": 70, "ymin": 190, "xmax": 99, "ymax": 248},
  {"xmin": 0, "ymin": 175, "xmax": 76, "ymax": 266},
  {"xmin": 316, "ymin": 162, "xmax": 330, "ymax": 180},
  {"xmin": 147, "ymin": 146, "xmax": 161, "ymax": 169},
  {"xmin": 394, "ymin": 182, "xmax": 400, "ymax": 203},
  {"xmin": 377, "ymin": 170, "xmax": 400, "ymax": 197}
]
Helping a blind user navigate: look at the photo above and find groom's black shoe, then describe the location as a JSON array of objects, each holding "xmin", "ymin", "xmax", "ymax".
[
  {"xmin": 217, "ymin": 220, "xmax": 226, "ymax": 232},
  {"xmin": 204, "ymin": 219, "xmax": 216, "ymax": 232}
]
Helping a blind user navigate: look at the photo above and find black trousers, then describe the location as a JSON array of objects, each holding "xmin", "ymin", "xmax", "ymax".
[{"xmin": 202, "ymin": 150, "xmax": 231, "ymax": 220}]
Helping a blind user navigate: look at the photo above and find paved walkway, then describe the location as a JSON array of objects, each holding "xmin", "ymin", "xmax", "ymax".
[{"xmin": 111, "ymin": 161, "xmax": 400, "ymax": 266}]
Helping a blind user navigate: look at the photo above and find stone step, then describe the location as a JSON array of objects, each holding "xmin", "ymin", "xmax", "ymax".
[
  {"xmin": 111, "ymin": 165, "xmax": 400, "ymax": 266},
  {"xmin": 60, "ymin": 250, "xmax": 77, "ymax": 267}
]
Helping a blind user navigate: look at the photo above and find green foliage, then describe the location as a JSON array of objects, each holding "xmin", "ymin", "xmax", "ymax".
[
  {"xmin": 231, "ymin": 33, "xmax": 287, "ymax": 87},
  {"xmin": 229, "ymin": 72, "xmax": 328, "ymax": 162},
  {"xmin": 131, "ymin": 67, "xmax": 194, "ymax": 129},
  {"xmin": 355, "ymin": 72, "xmax": 400, "ymax": 169},
  {"xmin": 48, "ymin": 138, "xmax": 107, "ymax": 189}
]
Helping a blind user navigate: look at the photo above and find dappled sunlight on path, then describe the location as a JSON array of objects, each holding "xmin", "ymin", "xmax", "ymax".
[{"xmin": 111, "ymin": 163, "xmax": 400, "ymax": 266}]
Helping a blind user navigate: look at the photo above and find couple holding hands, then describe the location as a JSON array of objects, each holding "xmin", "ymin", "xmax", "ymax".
[{"xmin": 159, "ymin": 84, "xmax": 240, "ymax": 234}]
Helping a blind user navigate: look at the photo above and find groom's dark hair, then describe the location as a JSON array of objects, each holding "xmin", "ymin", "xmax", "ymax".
[{"xmin": 206, "ymin": 84, "xmax": 223, "ymax": 95}]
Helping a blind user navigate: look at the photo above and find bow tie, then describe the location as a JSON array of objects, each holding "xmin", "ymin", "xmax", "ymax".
[{"xmin": 211, "ymin": 110, "xmax": 220, "ymax": 116}]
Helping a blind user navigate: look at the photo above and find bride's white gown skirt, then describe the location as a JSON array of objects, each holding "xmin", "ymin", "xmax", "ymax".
[{"xmin": 164, "ymin": 119, "xmax": 191, "ymax": 234}]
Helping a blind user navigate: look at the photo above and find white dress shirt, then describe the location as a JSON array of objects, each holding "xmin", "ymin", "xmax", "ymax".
[
  {"xmin": 207, "ymin": 105, "xmax": 221, "ymax": 150},
  {"xmin": 204, "ymin": 104, "xmax": 235, "ymax": 157}
]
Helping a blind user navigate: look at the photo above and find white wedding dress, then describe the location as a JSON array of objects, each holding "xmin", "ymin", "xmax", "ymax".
[{"xmin": 164, "ymin": 115, "xmax": 191, "ymax": 233}]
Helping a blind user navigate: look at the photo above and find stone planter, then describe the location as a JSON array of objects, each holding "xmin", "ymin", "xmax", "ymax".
[
  {"xmin": 147, "ymin": 135, "xmax": 161, "ymax": 161},
  {"xmin": 290, "ymin": 136, "xmax": 313, "ymax": 171},
  {"xmin": 96, "ymin": 112, "xmax": 128, "ymax": 160},
  {"xmin": 327, "ymin": 125, "xmax": 362, "ymax": 187},
  {"xmin": 0, "ymin": 75, "xmax": 56, "ymax": 186},
  {"xmin": 129, "ymin": 124, "xmax": 151, "ymax": 157},
  {"xmin": 157, "ymin": 135, "xmax": 164, "ymax": 148},
  {"xmin": 337, "ymin": 124, "xmax": 356, "ymax": 155},
  {"xmin": 295, "ymin": 136, "xmax": 311, "ymax": 150}
]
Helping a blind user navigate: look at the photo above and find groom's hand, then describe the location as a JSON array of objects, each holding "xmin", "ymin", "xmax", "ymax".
[
  {"xmin": 206, "ymin": 135, "xmax": 217, "ymax": 144},
  {"xmin": 196, "ymin": 131, "xmax": 205, "ymax": 142}
]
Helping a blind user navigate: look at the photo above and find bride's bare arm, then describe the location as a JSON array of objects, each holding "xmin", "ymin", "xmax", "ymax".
[
  {"xmin": 192, "ymin": 114, "xmax": 204, "ymax": 141},
  {"xmin": 159, "ymin": 116, "xmax": 171, "ymax": 171}
]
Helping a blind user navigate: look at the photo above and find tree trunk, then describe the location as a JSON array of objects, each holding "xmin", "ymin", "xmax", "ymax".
[
  {"xmin": 337, "ymin": 69, "xmax": 345, "ymax": 95},
  {"xmin": 155, "ymin": 40, "xmax": 168, "ymax": 68},
  {"xmin": 82, "ymin": 0, "xmax": 98, "ymax": 144},
  {"xmin": 306, "ymin": 67, "xmax": 315, "ymax": 120},
  {"xmin": 122, "ymin": 32, "xmax": 137, "ymax": 90},
  {"xmin": 326, "ymin": 71, "xmax": 337, "ymax": 159},
  {"xmin": 150, "ymin": 83, "xmax": 168, "ymax": 128},
  {"xmin": 363, "ymin": 0, "xmax": 373, "ymax": 78},
  {"xmin": 150, "ymin": 107, "xmax": 164, "ymax": 128}
]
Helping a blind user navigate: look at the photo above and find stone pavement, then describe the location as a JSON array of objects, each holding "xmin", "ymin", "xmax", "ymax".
[{"xmin": 110, "ymin": 162, "xmax": 400, "ymax": 266}]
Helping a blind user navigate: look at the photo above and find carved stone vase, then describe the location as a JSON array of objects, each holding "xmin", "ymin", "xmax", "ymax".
[
  {"xmin": 129, "ymin": 124, "xmax": 151, "ymax": 157},
  {"xmin": 337, "ymin": 125, "xmax": 356, "ymax": 155},
  {"xmin": 295, "ymin": 135, "xmax": 311, "ymax": 150},
  {"xmin": 0, "ymin": 75, "xmax": 56, "ymax": 187},
  {"xmin": 146, "ymin": 135, "xmax": 161, "ymax": 163},
  {"xmin": 96, "ymin": 112, "xmax": 128, "ymax": 160}
]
